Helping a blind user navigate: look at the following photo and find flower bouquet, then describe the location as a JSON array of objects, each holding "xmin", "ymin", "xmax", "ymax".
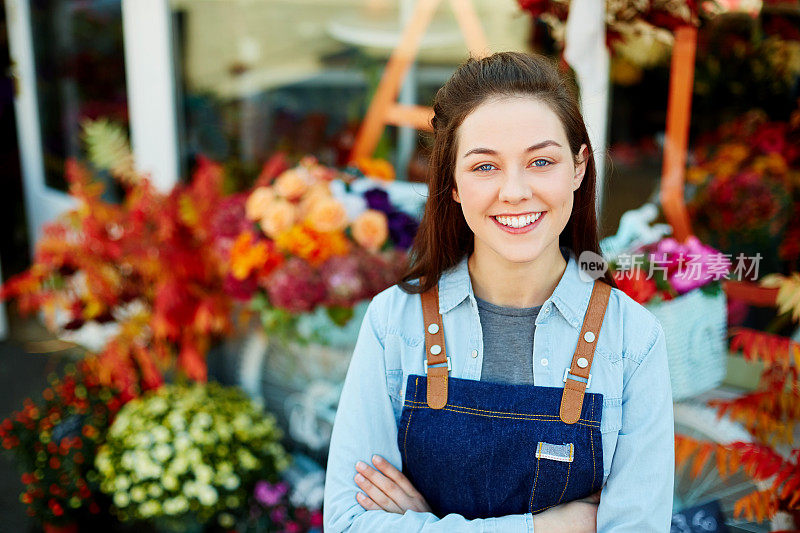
[
  {"xmin": 224, "ymin": 156, "xmax": 415, "ymax": 339},
  {"xmin": 687, "ymin": 104, "xmax": 800, "ymax": 276},
  {"xmin": 610, "ymin": 236, "xmax": 732, "ymax": 400},
  {"xmin": 0, "ymin": 362, "xmax": 124, "ymax": 532},
  {"xmin": 517, "ymin": 0, "xmax": 710, "ymax": 67},
  {"xmin": 0, "ymin": 119, "xmax": 239, "ymax": 398},
  {"xmin": 94, "ymin": 382, "xmax": 290, "ymax": 531},
  {"xmin": 216, "ymin": 156, "xmax": 418, "ymax": 381}
]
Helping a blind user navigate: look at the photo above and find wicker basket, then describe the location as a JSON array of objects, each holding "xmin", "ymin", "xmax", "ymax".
[{"xmin": 646, "ymin": 287, "xmax": 728, "ymax": 401}]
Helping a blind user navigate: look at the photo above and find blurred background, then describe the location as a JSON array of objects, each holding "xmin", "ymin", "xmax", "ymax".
[{"xmin": 0, "ymin": 1, "xmax": 799, "ymax": 532}]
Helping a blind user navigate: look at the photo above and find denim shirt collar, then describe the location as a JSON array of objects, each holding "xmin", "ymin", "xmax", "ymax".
[{"xmin": 437, "ymin": 246, "xmax": 594, "ymax": 329}]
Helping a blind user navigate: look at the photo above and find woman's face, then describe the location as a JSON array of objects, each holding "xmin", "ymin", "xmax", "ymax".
[{"xmin": 452, "ymin": 95, "xmax": 587, "ymax": 267}]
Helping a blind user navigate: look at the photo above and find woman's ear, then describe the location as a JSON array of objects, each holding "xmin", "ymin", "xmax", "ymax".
[
  {"xmin": 452, "ymin": 187, "xmax": 461, "ymax": 203},
  {"xmin": 573, "ymin": 144, "xmax": 588, "ymax": 191}
]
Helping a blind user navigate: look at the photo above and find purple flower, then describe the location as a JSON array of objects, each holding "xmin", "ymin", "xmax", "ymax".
[
  {"xmin": 269, "ymin": 505, "xmax": 288, "ymax": 524},
  {"xmin": 255, "ymin": 480, "xmax": 288, "ymax": 507},
  {"xmin": 363, "ymin": 188, "xmax": 393, "ymax": 212},
  {"xmin": 387, "ymin": 211, "xmax": 419, "ymax": 250}
]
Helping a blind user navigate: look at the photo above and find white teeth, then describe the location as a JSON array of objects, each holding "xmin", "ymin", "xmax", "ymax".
[{"xmin": 495, "ymin": 212, "xmax": 542, "ymax": 228}]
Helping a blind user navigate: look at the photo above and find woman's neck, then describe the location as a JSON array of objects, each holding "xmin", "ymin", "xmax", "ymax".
[{"xmin": 467, "ymin": 245, "xmax": 568, "ymax": 308}]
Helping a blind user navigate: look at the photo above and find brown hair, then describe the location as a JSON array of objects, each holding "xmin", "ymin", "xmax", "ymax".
[{"xmin": 398, "ymin": 51, "xmax": 617, "ymax": 294}]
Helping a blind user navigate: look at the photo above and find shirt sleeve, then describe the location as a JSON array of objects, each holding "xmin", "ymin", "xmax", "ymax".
[
  {"xmin": 323, "ymin": 294, "xmax": 536, "ymax": 533},
  {"xmin": 596, "ymin": 319, "xmax": 675, "ymax": 532}
]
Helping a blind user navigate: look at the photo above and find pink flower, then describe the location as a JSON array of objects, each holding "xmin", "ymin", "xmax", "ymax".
[
  {"xmin": 321, "ymin": 255, "xmax": 366, "ymax": 307},
  {"xmin": 263, "ymin": 258, "xmax": 327, "ymax": 313},
  {"xmin": 223, "ymin": 272, "xmax": 258, "ymax": 301},
  {"xmin": 254, "ymin": 480, "xmax": 288, "ymax": 507},
  {"xmin": 650, "ymin": 236, "xmax": 730, "ymax": 294}
]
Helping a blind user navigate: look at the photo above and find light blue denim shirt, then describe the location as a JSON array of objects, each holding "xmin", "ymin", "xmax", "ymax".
[{"xmin": 324, "ymin": 246, "xmax": 674, "ymax": 532}]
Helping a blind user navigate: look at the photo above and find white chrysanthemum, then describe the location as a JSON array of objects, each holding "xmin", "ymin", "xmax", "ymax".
[
  {"xmin": 139, "ymin": 500, "xmax": 161, "ymax": 518},
  {"xmin": 193, "ymin": 412, "xmax": 213, "ymax": 428},
  {"xmin": 151, "ymin": 425, "xmax": 170, "ymax": 443},
  {"xmin": 237, "ymin": 449, "xmax": 259, "ymax": 470},
  {"xmin": 193, "ymin": 464, "xmax": 214, "ymax": 485},
  {"xmin": 113, "ymin": 491, "xmax": 130, "ymax": 508},
  {"xmin": 131, "ymin": 486, "xmax": 147, "ymax": 503},
  {"xmin": 114, "ymin": 475, "xmax": 131, "ymax": 491},
  {"xmin": 173, "ymin": 432, "xmax": 191, "ymax": 452},
  {"xmin": 168, "ymin": 455, "xmax": 190, "ymax": 475},
  {"xmin": 166, "ymin": 411, "xmax": 187, "ymax": 431},
  {"xmin": 120, "ymin": 451, "xmax": 135, "ymax": 470},
  {"xmin": 146, "ymin": 397, "xmax": 168, "ymax": 416},
  {"xmin": 162, "ymin": 474, "xmax": 179, "ymax": 491},
  {"xmin": 148, "ymin": 483, "xmax": 163, "ymax": 498},
  {"xmin": 152, "ymin": 443, "xmax": 172, "ymax": 463},
  {"xmin": 197, "ymin": 485, "xmax": 218, "ymax": 506},
  {"xmin": 222, "ymin": 474, "xmax": 240, "ymax": 491}
]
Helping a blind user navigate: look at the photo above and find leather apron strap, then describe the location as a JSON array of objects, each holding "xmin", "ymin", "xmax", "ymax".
[
  {"xmin": 421, "ymin": 286, "xmax": 449, "ymax": 409},
  {"xmin": 559, "ymin": 280, "xmax": 612, "ymax": 424},
  {"xmin": 421, "ymin": 278, "xmax": 612, "ymax": 416}
]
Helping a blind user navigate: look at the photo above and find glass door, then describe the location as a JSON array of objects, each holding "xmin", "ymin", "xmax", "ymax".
[{"xmin": 5, "ymin": 0, "xmax": 129, "ymax": 251}]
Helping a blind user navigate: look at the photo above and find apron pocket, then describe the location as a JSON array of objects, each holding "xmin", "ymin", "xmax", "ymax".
[{"xmin": 529, "ymin": 441, "xmax": 576, "ymax": 514}]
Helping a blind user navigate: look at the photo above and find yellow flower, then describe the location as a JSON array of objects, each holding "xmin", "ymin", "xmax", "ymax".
[
  {"xmin": 352, "ymin": 210, "xmax": 389, "ymax": 251},
  {"xmin": 355, "ymin": 157, "xmax": 395, "ymax": 181},
  {"xmin": 686, "ymin": 166, "xmax": 709, "ymax": 185},
  {"xmin": 274, "ymin": 224, "xmax": 350, "ymax": 266},
  {"xmin": 306, "ymin": 197, "xmax": 348, "ymax": 233},
  {"xmin": 245, "ymin": 186, "xmax": 275, "ymax": 221},
  {"xmin": 752, "ymin": 153, "xmax": 788, "ymax": 176},
  {"xmin": 230, "ymin": 232, "xmax": 270, "ymax": 280}
]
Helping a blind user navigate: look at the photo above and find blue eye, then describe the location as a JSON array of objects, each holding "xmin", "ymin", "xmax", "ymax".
[
  {"xmin": 474, "ymin": 163, "xmax": 497, "ymax": 172},
  {"xmin": 531, "ymin": 159, "xmax": 551, "ymax": 167}
]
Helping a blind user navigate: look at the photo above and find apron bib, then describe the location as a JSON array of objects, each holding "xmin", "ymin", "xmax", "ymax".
[{"xmin": 397, "ymin": 279, "xmax": 611, "ymax": 519}]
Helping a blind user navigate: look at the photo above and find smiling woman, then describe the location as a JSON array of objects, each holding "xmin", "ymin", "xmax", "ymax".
[{"xmin": 323, "ymin": 52, "xmax": 674, "ymax": 533}]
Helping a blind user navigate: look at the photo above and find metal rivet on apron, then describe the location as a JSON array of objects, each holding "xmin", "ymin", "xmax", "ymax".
[
  {"xmin": 470, "ymin": 349, "xmax": 478, "ymax": 358},
  {"xmin": 427, "ymin": 323, "xmax": 439, "ymax": 334},
  {"xmin": 583, "ymin": 331, "xmax": 595, "ymax": 343},
  {"xmin": 430, "ymin": 344, "xmax": 442, "ymax": 355},
  {"xmin": 577, "ymin": 357, "xmax": 589, "ymax": 368}
]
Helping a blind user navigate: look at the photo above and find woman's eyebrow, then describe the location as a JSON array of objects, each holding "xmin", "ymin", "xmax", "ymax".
[{"xmin": 462, "ymin": 140, "xmax": 562, "ymax": 158}]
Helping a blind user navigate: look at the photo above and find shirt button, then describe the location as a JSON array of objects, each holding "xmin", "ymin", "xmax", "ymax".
[
  {"xmin": 541, "ymin": 358, "xmax": 548, "ymax": 366},
  {"xmin": 471, "ymin": 349, "xmax": 478, "ymax": 358},
  {"xmin": 542, "ymin": 307, "xmax": 549, "ymax": 315}
]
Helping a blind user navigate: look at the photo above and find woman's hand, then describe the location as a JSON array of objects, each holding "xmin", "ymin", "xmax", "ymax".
[
  {"xmin": 354, "ymin": 454, "xmax": 431, "ymax": 514},
  {"xmin": 533, "ymin": 491, "xmax": 602, "ymax": 533}
]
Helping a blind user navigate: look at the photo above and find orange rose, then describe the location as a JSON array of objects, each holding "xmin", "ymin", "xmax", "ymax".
[
  {"xmin": 274, "ymin": 169, "xmax": 309, "ymax": 201},
  {"xmin": 306, "ymin": 197, "xmax": 348, "ymax": 233},
  {"xmin": 352, "ymin": 209, "xmax": 389, "ymax": 251},
  {"xmin": 245, "ymin": 186, "xmax": 275, "ymax": 221},
  {"xmin": 259, "ymin": 200, "xmax": 297, "ymax": 238},
  {"xmin": 298, "ymin": 182, "xmax": 332, "ymax": 218}
]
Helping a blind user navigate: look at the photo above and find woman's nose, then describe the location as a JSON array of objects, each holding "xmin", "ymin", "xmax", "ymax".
[{"xmin": 498, "ymin": 170, "xmax": 532, "ymax": 203}]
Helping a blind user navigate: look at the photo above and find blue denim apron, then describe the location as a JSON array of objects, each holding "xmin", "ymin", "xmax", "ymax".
[{"xmin": 397, "ymin": 279, "xmax": 611, "ymax": 520}]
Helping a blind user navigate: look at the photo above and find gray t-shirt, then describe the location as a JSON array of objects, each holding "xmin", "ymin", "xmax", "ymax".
[{"xmin": 475, "ymin": 296, "xmax": 541, "ymax": 385}]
